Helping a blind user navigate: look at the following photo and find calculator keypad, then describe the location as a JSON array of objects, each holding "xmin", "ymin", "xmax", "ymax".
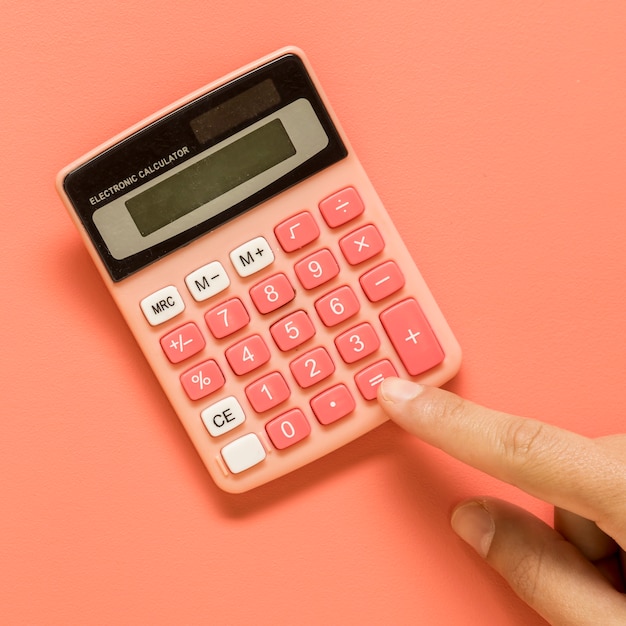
[{"xmin": 141, "ymin": 185, "xmax": 445, "ymax": 481}]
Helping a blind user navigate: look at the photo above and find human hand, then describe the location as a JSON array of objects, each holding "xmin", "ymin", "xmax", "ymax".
[{"xmin": 378, "ymin": 378, "xmax": 626, "ymax": 626}]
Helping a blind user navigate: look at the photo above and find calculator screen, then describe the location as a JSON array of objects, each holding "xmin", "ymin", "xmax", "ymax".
[
  {"xmin": 125, "ymin": 119, "xmax": 297, "ymax": 237},
  {"xmin": 62, "ymin": 54, "xmax": 347, "ymax": 281}
]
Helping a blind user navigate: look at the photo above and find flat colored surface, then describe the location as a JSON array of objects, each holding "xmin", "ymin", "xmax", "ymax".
[{"xmin": 2, "ymin": 2, "xmax": 625, "ymax": 624}]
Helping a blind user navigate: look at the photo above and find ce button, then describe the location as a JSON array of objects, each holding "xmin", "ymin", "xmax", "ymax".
[{"xmin": 201, "ymin": 396, "xmax": 246, "ymax": 437}]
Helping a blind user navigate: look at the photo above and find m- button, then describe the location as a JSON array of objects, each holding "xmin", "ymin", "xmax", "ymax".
[{"xmin": 140, "ymin": 285, "xmax": 185, "ymax": 326}]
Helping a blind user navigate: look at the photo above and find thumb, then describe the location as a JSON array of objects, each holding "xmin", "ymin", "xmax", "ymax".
[{"xmin": 451, "ymin": 497, "xmax": 626, "ymax": 625}]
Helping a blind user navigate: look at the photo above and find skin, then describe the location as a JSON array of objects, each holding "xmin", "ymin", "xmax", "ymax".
[{"xmin": 377, "ymin": 377, "xmax": 626, "ymax": 626}]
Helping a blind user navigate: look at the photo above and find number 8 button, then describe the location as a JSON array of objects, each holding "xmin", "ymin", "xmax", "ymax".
[{"xmin": 250, "ymin": 273, "xmax": 295, "ymax": 314}]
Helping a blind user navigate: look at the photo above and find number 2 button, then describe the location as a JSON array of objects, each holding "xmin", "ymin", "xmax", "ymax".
[{"xmin": 289, "ymin": 347, "xmax": 335, "ymax": 389}]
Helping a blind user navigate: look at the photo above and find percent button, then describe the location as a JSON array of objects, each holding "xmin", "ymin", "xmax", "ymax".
[{"xmin": 180, "ymin": 360, "xmax": 225, "ymax": 401}]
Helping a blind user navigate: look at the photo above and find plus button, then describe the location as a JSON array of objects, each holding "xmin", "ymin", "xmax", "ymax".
[{"xmin": 404, "ymin": 329, "xmax": 421, "ymax": 344}]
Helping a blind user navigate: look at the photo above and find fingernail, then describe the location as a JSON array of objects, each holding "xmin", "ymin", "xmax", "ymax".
[
  {"xmin": 379, "ymin": 377, "xmax": 424, "ymax": 403},
  {"xmin": 451, "ymin": 502, "xmax": 495, "ymax": 558}
]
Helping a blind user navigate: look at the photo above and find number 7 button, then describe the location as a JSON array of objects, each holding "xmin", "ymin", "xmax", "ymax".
[{"xmin": 380, "ymin": 298, "xmax": 444, "ymax": 376}]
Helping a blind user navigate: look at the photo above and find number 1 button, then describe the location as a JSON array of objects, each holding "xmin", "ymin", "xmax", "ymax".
[{"xmin": 245, "ymin": 372, "xmax": 290, "ymax": 413}]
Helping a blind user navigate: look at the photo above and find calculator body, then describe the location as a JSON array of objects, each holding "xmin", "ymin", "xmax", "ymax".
[{"xmin": 57, "ymin": 47, "xmax": 461, "ymax": 493}]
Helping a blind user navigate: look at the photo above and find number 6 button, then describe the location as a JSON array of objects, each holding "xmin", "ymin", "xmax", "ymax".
[{"xmin": 314, "ymin": 285, "xmax": 360, "ymax": 327}]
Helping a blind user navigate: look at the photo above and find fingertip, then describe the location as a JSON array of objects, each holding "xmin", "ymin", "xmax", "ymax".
[
  {"xmin": 378, "ymin": 377, "xmax": 425, "ymax": 404},
  {"xmin": 450, "ymin": 500, "xmax": 496, "ymax": 558}
]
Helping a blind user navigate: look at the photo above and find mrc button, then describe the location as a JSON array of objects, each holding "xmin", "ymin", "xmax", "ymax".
[{"xmin": 140, "ymin": 285, "xmax": 185, "ymax": 326}]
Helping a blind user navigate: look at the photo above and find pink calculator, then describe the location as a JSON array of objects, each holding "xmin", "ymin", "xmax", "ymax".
[{"xmin": 57, "ymin": 47, "xmax": 461, "ymax": 493}]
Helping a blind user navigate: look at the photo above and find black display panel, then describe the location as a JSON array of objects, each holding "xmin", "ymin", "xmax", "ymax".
[{"xmin": 63, "ymin": 54, "xmax": 347, "ymax": 281}]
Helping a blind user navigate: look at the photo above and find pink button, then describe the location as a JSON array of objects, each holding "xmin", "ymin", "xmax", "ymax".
[
  {"xmin": 310, "ymin": 384, "xmax": 356, "ymax": 425},
  {"xmin": 225, "ymin": 334, "xmax": 271, "ymax": 376},
  {"xmin": 270, "ymin": 310, "xmax": 316, "ymax": 352},
  {"xmin": 160, "ymin": 322, "xmax": 205, "ymax": 364},
  {"xmin": 289, "ymin": 346, "xmax": 335, "ymax": 389},
  {"xmin": 334, "ymin": 322, "xmax": 380, "ymax": 364},
  {"xmin": 205, "ymin": 298, "xmax": 249, "ymax": 339},
  {"xmin": 354, "ymin": 359, "xmax": 398, "ymax": 400},
  {"xmin": 294, "ymin": 248, "xmax": 340, "ymax": 290},
  {"xmin": 314, "ymin": 285, "xmax": 360, "ymax": 327},
  {"xmin": 359, "ymin": 260, "xmax": 405, "ymax": 302},
  {"xmin": 249, "ymin": 273, "xmax": 295, "ymax": 314},
  {"xmin": 265, "ymin": 409, "xmax": 311, "ymax": 450},
  {"xmin": 180, "ymin": 360, "xmax": 225, "ymax": 401},
  {"xmin": 339, "ymin": 224, "xmax": 385, "ymax": 266},
  {"xmin": 379, "ymin": 298, "xmax": 444, "ymax": 376},
  {"xmin": 319, "ymin": 186, "xmax": 365, "ymax": 228},
  {"xmin": 245, "ymin": 371, "xmax": 290, "ymax": 413},
  {"xmin": 274, "ymin": 211, "xmax": 320, "ymax": 252}
]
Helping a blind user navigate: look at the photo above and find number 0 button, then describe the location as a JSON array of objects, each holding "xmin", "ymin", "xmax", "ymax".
[{"xmin": 266, "ymin": 409, "xmax": 311, "ymax": 450}]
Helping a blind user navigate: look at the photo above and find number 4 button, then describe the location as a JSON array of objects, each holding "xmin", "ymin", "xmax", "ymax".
[{"xmin": 225, "ymin": 334, "xmax": 270, "ymax": 376}]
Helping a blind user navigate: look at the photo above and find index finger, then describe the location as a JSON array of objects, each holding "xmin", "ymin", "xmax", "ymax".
[{"xmin": 378, "ymin": 378, "xmax": 626, "ymax": 543}]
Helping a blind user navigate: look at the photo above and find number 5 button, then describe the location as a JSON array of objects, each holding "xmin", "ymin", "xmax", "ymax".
[{"xmin": 270, "ymin": 310, "xmax": 315, "ymax": 351}]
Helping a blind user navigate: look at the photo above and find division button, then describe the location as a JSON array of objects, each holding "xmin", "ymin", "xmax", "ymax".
[{"xmin": 319, "ymin": 187, "xmax": 365, "ymax": 228}]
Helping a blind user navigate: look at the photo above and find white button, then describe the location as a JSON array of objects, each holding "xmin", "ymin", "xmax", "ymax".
[
  {"xmin": 185, "ymin": 261, "xmax": 230, "ymax": 302},
  {"xmin": 140, "ymin": 285, "xmax": 185, "ymax": 326},
  {"xmin": 229, "ymin": 236, "xmax": 275, "ymax": 277},
  {"xmin": 221, "ymin": 433, "xmax": 266, "ymax": 474},
  {"xmin": 201, "ymin": 396, "xmax": 246, "ymax": 438}
]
